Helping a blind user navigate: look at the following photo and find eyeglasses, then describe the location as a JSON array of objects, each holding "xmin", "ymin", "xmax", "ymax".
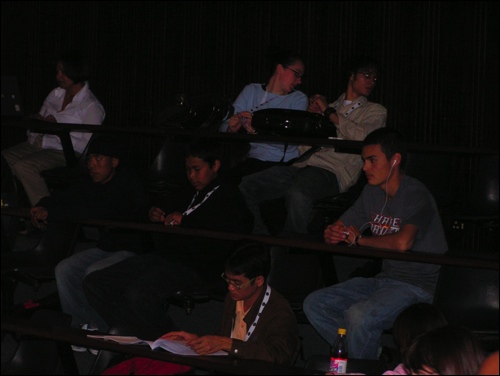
[
  {"xmin": 359, "ymin": 71, "xmax": 378, "ymax": 82},
  {"xmin": 285, "ymin": 67, "xmax": 304, "ymax": 79},
  {"xmin": 220, "ymin": 273, "xmax": 256, "ymax": 290}
]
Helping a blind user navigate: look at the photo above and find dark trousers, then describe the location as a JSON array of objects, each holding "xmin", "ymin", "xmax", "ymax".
[
  {"xmin": 83, "ymin": 254, "xmax": 199, "ymax": 337},
  {"xmin": 224, "ymin": 158, "xmax": 281, "ymax": 185}
]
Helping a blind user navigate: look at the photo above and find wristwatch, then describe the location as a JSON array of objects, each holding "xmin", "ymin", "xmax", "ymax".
[
  {"xmin": 323, "ymin": 106, "xmax": 337, "ymax": 120},
  {"xmin": 355, "ymin": 234, "xmax": 363, "ymax": 247}
]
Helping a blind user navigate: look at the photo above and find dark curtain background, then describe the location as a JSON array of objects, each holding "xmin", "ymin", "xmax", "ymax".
[{"xmin": 1, "ymin": 0, "xmax": 498, "ymax": 166}]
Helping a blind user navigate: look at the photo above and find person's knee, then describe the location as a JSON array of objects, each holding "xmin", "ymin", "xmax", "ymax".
[
  {"xmin": 345, "ymin": 304, "xmax": 369, "ymax": 328},
  {"xmin": 9, "ymin": 160, "xmax": 23, "ymax": 176},
  {"xmin": 303, "ymin": 291, "xmax": 320, "ymax": 315},
  {"xmin": 82, "ymin": 270, "xmax": 101, "ymax": 297},
  {"xmin": 285, "ymin": 185, "xmax": 311, "ymax": 207},
  {"xmin": 238, "ymin": 181, "xmax": 262, "ymax": 208},
  {"xmin": 55, "ymin": 258, "xmax": 73, "ymax": 279},
  {"xmin": 238, "ymin": 179, "xmax": 255, "ymax": 201}
]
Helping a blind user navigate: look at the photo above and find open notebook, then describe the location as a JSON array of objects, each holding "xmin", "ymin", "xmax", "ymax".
[{"xmin": 88, "ymin": 334, "xmax": 227, "ymax": 356}]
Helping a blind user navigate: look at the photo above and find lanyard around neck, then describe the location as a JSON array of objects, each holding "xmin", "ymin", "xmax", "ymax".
[
  {"xmin": 334, "ymin": 97, "xmax": 363, "ymax": 117},
  {"xmin": 183, "ymin": 185, "xmax": 220, "ymax": 216},
  {"xmin": 244, "ymin": 284, "xmax": 272, "ymax": 341}
]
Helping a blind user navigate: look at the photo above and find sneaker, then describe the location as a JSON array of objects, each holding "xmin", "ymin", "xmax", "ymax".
[
  {"xmin": 73, "ymin": 323, "xmax": 99, "ymax": 355},
  {"xmin": 89, "ymin": 348, "xmax": 99, "ymax": 356},
  {"xmin": 71, "ymin": 344, "xmax": 87, "ymax": 352},
  {"xmin": 85, "ymin": 323, "xmax": 99, "ymax": 355}
]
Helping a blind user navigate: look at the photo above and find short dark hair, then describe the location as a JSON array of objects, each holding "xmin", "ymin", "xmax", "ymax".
[
  {"xmin": 56, "ymin": 49, "xmax": 89, "ymax": 84},
  {"xmin": 392, "ymin": 303, "xmax": 448, "ymax": 355},
  {"xmin": 87, "ymin": 135, "xmax": 124, "ymax": 159},
  {"xmin": 342, "ymin": 55, "xmax": 381, "ymax": 84},
  {"xmin": 404, "ymin": 324, "xmax": 485, "ymax": 375},
  {"xmin": 224, "ymin": 243, "xmax": 270, "ymax": 281},
  {"xmin": 185, "ymin": 138, "xmax": 223, "ymax": 168},
  {"xmin": 363, "ymin": 127, "xmax": 408, "ymax": 169}
]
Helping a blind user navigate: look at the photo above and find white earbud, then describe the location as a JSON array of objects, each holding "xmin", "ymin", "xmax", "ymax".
[{"xmin": 392, "ymin": 159, "xmax": 397, "ymax": 167}]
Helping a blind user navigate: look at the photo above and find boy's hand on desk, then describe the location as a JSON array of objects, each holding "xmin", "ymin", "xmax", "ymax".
[
  {"xmin": 324, "ymin": 223, "xmax": 349, "ymax": 245},
  {"xmin": 187, "ymin": 335, "xmax": 231, "ymax": 354}
]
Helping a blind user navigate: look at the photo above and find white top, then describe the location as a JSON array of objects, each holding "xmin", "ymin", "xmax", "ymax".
[{"xmin": 27, "ymin": 82, "xmax": 105, "ymax": 154}]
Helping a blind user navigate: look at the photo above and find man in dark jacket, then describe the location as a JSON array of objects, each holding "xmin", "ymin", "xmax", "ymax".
[
  {"xmin": 102, "ymin": 243, "xmax": 300, "ymax": 374},
  {"xmin": 173, "ymin": 242, "xmax": 301, "ymax": 365}
]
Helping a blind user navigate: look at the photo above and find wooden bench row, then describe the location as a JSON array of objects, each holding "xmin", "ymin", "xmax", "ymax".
[
  {"xmin": 2, "ymin": 206, "xmax": 498, "ymax": 374},
  {"xmin": 2, "ymin": 206, "xmax": 498, "ymax": 270}
]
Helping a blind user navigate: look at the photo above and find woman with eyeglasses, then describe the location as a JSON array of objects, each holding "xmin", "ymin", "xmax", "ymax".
[{"xmin": 219, "ymin": 47, "xmax": 308, "ymax": 182}]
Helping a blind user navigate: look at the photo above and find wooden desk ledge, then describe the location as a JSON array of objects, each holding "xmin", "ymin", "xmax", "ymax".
[
  {"xmin": 3, "ymin": 117, "xmax": 499, "ymax": 155},
  {"xmin": 1, "ymin": 315, "xmax": 321, "ymax": 375},
  {"xmin": 2, "ymin": 206, "xmax": 498, "ymax": 270}
]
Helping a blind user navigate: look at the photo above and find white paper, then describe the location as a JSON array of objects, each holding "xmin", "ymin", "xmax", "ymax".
[{"xmin": 87, "ymin": 334, "xmax": 227, "ymax": 356}]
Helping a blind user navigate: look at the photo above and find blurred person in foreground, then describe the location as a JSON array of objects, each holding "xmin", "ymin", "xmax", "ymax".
[{"xmin": 404, "ymin": 324, "xmax": 485, "ymax": 375}]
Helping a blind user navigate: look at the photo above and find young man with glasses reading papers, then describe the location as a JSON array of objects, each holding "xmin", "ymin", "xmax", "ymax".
[
  {"xmin": 165, "ymin": 243, "xmax": 299, "ymax": 364},
  {"xmin": 102, "ymin": 243, "xmax": 300, "ymax": 374}
]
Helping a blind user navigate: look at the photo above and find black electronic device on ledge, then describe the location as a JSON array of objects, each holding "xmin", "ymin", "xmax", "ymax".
[{"xmin": 251, "ymin": 109, "xmax": 337, "ymax": 138}]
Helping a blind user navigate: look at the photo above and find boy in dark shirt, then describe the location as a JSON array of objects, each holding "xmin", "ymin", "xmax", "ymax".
[{"xmin": 30, "ymin": 135, "xmax": 150, "ymax": 337}]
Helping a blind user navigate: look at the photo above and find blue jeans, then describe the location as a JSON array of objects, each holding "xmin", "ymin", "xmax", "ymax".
[
  {"xmin": 83, "ymin": 254, "xmax": 197, "ymax": 335},
  {"xmin": 303, "ymin": 277, "xmax": 433, "ymax": 359},
  {"xmin": 239, "ymin": 165, "xmax": 340, "ymax": 234},
  {"xmin": 55, "ymin": 247, "xmax": 135, "ymax": 331}
]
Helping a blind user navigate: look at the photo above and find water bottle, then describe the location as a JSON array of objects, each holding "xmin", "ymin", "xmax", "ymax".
[{"xmin": 330, "ymin": 327, "xmax": 348, "ymax": 374}]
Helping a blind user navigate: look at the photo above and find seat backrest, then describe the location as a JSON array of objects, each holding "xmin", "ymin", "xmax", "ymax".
[
  {"xmin": 405, "ymin": 151, "xmax": 458, "ymax": 211},
  {"xmin": 40, "ymin": 133, "xmax": 96, "ymax": 192},
  {"xmin": 32, "ymin": 222, "xmax": 81, "ymax": 265},
  {"xmin": 1, "ymin": 309, "xmax": 77, "ymax": 375},
  {"xmin": 433, "ymin": 261, "xmax": 499, "ymax": 350},
  {"xmin": 197, "ymin": 96, "xmax": 234, "ymax": 133},
  {"xmin": 152, "ymin": 93, "xmax": 192, "ymax": 128},
  {"xmin": 1, "ymin": 222, "xmax": 81, "ymax": 271},
  {"xmin": 464, "ymin": 154, "xmax": 499, "ymax": 216},
  {"xmin": 146, "ymin": 139, "xmax": 189, "ymax": 198}
]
